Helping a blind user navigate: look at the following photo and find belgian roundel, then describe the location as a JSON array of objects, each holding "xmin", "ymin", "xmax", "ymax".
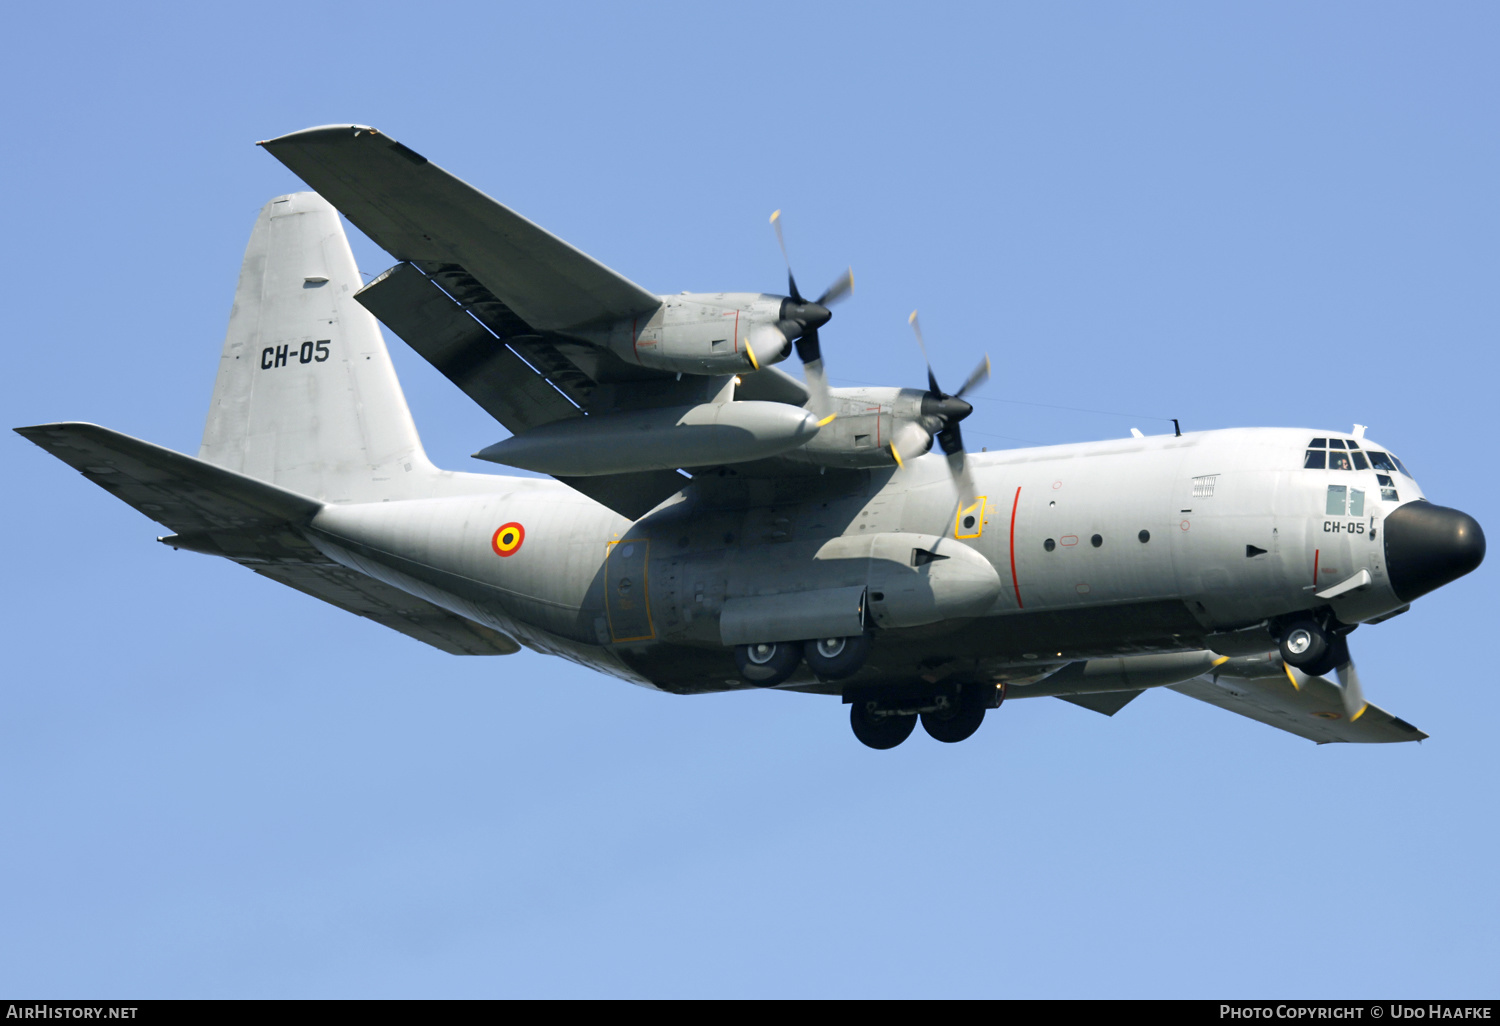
[{"xmin": 492, "ymin": 522, "xmax": 525, "ymax": 557}]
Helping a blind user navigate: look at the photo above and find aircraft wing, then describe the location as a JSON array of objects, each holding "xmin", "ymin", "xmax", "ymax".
[
  {"xmin": 16, "ymin": 422, "xmax": 519, "ymax": 657},
  {"xmin": 258, "ymin": 125, "xmax": 661, "ymax": 334},
  {"xmin": 1170, "ymin": 665, "xmax": 1427, "ymax": 744}
]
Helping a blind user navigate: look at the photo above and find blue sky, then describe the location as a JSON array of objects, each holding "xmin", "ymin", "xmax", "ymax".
[{"xmin": 2, "ymin": 1, "xmax": 1495, "ymax": 998}]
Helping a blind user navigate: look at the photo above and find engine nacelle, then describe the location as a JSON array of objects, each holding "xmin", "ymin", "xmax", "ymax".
[
  {"xmin": 782, "ymin": 386, "xmax": 935, "ymax": 469},
  {"xmin": 576, "ymin": 293, "xmax": 792, "ymax": 376}
]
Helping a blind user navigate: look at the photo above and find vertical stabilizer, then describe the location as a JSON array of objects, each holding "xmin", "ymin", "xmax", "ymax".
[{"xmin": 199, "ymin": 192, "xmax": 434, "ymax": 502}]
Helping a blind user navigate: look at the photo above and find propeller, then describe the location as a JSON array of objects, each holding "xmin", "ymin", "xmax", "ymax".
[
  {"xmin": 904, "ymin": 310, "xmax": 990, "ymax": 493},
  {"xmin": 1280, "ymin": 634, "xmax": 1369, "ymax": 722},
  {"xmin": 1329, "ymin": 635, "xmax": 1368, "ymax": 721},
  {"xmin": 770, "ymin": 210, "xmax": 853, "ymax": 421}
]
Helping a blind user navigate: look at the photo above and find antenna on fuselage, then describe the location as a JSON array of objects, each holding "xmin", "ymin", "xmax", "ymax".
[{"xmin": 1173, "ymin": 418, "xmax": 1181, "ymax": 437}]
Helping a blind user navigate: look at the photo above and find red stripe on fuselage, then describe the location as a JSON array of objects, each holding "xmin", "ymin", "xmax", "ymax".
[{"xmin": 1009, "ymin": 486, "xmax": 1023, "ymax": 608}]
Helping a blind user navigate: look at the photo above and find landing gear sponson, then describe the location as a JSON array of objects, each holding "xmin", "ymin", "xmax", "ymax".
[{"xmin": 847, "ymin": 681, "xmax": 1005, "ymax": 749}]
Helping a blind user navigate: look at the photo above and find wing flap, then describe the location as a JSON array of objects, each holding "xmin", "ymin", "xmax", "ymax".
[
  {"xmin": 355, "ymin": 262, "xmax": 581, "ymax": 435},
  {"xmin": 1170, "ymin": 669, "xmax": 1427, "ymax": 743},
  {"xmin": 259, "ymin": 125, "xmax": 662, "ymax": 332}
]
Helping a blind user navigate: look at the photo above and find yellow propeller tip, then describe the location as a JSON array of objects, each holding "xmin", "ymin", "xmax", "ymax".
[
  {"xmin": 889, "ymin": 443, "xmax": 904, "ymax": 469},
  {"xmin": 817, "ymin": 413, "xmax": 838, "ymax": 427},
  {"xmin": 1211, "ymin": 655, "xmax": 1231, "ymax": 667},
  {"xmin": 1350, "ymin": 704, "xmax": 1369, "ymax": 722},
  {"xmin": 908, "ymin": 310, "xmax": 918, "ymax": 323},
  {"xmin": 769, "ymin": 209, "xmax": 781, "ymax": 223}
]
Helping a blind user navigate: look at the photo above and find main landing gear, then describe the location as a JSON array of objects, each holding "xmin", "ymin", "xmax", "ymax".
[
  {"xmin": 735, "ymin": 633, "xmax": 872, "ymax": 687},
  {"xmin": 847, "ymin": 682, "xmax": 1004, "ymax": 749}
]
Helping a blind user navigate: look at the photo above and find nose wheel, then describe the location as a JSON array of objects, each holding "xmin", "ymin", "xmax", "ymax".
[{"xmin": 1277, "ymin": 617, "xmax": 1343, "ymax": 677}]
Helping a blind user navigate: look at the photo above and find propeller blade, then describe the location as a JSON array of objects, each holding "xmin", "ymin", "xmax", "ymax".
[
  {"xmin": 817, "ymin": 268, "xmax": 854, "ymax": 307},
  {"xmin": 947, "ymin": 448, "xmax": 977, "ymax": 503},
  {"xmin": 770, "ymin": 209, "xmax": 789, "ymax": 268},
  {"xmin": 770, "ymin": 210, "xmax": 803, "ymax": 302},
  {"xmin": 908, "ymin": 311, "xmax": 942, "ymax": 395},
  {"xmin": 803, "ymin": 356, "xmax": 833, "ymax": 422},
  {"xmin": 954, "ymin": 355, "xmax": 991, "ymax": 399},
  {"xmin": 936, "ymin": 419, "xmax": 965, "ymax": 457},
  {"xmin": 1335, "ymin": 656, "xmax": 1368, "ymax": 722},
  {"xmin": 794, "ymin": 324, "xmax": 822, "ymax": 366}
]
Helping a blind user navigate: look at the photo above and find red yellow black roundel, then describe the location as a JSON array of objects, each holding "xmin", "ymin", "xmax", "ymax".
[{"xmin": 492, "ymin": 522, "xmax": 525, "ymax": 557}]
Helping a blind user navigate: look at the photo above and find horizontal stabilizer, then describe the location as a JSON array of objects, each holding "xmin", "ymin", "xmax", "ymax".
[
  {"xmin": 16, "ymin": 422, "xmax": 319, "ymax": 535},
  {"xmin": 259, "ymin": 125, "xmax": 662, "ymax": 333}
]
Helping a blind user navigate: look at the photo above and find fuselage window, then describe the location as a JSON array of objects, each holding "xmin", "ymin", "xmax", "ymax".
[
  {"xmin": 1351, "ymin": 450, "xmax": 1369, "ymax": 470},
  {"xmin": 1309, "ymin": 438, "xmax": 1327, "ymax": 448},
  {"xmin": 1326, "ymin": 485, "xmax": 1364, "ymax": 516},
  {"xmin": 1326, "ymin": 485, "xmax": 1347, "ymax": 515},
  {"xmin": 1304, "ymin": 449, "xmax": 1327, "ymax": 469},
  {"xmin": 1328, "ymin": 450, "xmax": 1353, "ymax": 471},
  {"xmin": 1367, "ymin": 451, "xmax": 1397, "ymax": 473},
  {"xmin": 1328, "ymin": 438, "xmax": 1346, "ymax": 449}
]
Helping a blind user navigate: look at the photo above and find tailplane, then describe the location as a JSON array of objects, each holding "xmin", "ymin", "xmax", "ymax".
[{"xmin": 199, "ymin": 191, "xmax": 435, "ymax": 502}]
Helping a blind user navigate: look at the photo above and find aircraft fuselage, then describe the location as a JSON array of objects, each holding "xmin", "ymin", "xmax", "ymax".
[{"xmin": 301, "ymin": 425, "xmax": 1435, "ymax": 695}]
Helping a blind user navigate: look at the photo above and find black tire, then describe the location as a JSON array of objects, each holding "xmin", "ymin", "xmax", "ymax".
[
  {"xmin": 1300, "ymin": 634, "xmax": 1349, "ymax": 678},
  {"xmin": 804, "ymin": 633, "xmax": 873, "ymax": 681},
  {"xmin": 920, "ymin": 683, "xmax": 988, "ymax": 744},
  {"xmin": 734, "ymin": 641, "xmax": 802, "ymax": 687},
  {"xmin": 850, "ymin": 701, "xmax": 916, "ymax": 750},
  {"xmin": 1279, "ymin": 619, "xmax": 1330, "ymax": 670}
]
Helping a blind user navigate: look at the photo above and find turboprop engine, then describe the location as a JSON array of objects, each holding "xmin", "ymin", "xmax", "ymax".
[{"xmin": 574, "ymin": 293, "xmax": 795, "ymax": 376}]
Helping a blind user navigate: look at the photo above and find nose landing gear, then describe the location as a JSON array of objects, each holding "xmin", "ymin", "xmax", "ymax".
[{"xmin": 1275, "ymin": 615, "xmax": 1348, "ymax": 678}]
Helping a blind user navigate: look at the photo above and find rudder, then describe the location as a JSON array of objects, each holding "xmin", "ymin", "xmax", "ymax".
[{"xmin": 199, "ymin": 192, "xmax": 434, "ymax": 502}]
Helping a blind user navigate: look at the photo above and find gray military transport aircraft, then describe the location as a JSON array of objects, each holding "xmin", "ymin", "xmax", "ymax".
[{"xmin": 18, "ymin": 125, "xmax": 1486, "ymax": 749}]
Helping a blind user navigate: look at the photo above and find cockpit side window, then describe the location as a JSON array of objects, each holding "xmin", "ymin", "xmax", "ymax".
[
  {"xmin": 1304, "ymin": 449, "xmax": 1327, "ymax": 469},
  {"xmin": 1346, "ymin": 438, "xmax": 1361, "ymax": 449},
  {"xmin": 1308, "ymin": 438, "xmax": 1327, "ymax": 448},
  {"xmin": 1367, "ymin": 451, "xmax": 1397, "ymax": 473},
  {"xmin": 1328, "ymin": 450, "xmax": 1353, "ymax": 471},
  {"xmin": 1328, "ymin": 438, "xmax": 1346, "ymax": 449},
  {"xmin": 1350, "ymin": 451, "xmax": 1369, "ymax": 470},
  {"xmin": 1391, "ymin": 454, "xmax": 1413, "ymax": 478}
]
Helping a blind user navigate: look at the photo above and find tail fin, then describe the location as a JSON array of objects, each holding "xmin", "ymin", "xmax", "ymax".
[{"xmin": 199, "ymin": 191, "xmax": 434, "ymax": 502}]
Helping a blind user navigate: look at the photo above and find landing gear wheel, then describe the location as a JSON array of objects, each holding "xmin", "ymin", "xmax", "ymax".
[
  {"xmin": 920, "ymin": 683, "xmax": 988, "ymax": 744},
  {"xmin": 804, "ymin": 633, "xmax": 872, "ymax": 680},
  {"xmin": 1279, "ymin": 619, "xmax": 1331, "ymax": 671},
  {"xmin": 850, "ymin": 701, "xmax": 916, "ymax": 750},
  {"xmin": 1300, "ymin": 634, "xmax": 1349, "ymax": 678},
  {"xmin": 734, "ymin": 641, "xmax": 802, "ymax": 687}
]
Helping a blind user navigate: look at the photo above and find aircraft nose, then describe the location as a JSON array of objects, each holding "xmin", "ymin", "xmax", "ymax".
[{"xmin": 1383, "ymin": 501, "xmax": 1486, "ymax": 602}]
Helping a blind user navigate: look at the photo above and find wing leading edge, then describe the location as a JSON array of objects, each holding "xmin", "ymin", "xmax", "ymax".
[{"xmin": 258, "ymin": 125, "xmax": 661, "ymax": 333}]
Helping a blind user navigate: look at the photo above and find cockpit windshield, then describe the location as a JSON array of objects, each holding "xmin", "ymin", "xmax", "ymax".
[{"xmin": 1304, "ymin": 437, "xmax": 1417, "ymax": 492}]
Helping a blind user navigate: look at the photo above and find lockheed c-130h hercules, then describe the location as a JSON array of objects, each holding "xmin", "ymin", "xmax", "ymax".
[{"xmin": 18, "ymin": 125, "xmax": 1485, "ymax": 749}]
